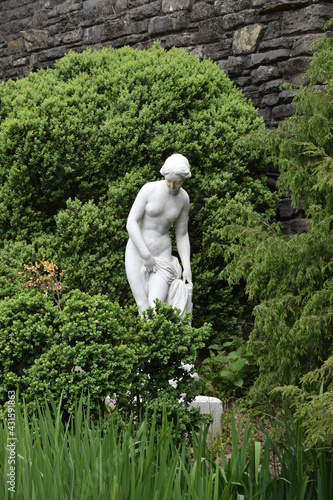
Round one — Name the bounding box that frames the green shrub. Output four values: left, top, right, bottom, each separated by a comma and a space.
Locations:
0, 292, 59, 406
0, 43, 275, 336
15, 292, 211, 428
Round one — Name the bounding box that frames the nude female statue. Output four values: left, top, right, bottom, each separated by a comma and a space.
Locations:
125, 154, 193, 316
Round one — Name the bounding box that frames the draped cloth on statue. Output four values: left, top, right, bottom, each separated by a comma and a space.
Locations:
141, 256, 193, 317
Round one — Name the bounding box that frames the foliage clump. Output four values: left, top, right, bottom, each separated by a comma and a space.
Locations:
0, 288, 210, 429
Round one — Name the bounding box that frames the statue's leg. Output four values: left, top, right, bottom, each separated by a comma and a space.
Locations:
147, 271, 169, 308
125, 240, 149, 314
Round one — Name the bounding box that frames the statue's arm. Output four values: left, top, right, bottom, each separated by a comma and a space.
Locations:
126, 184, 156, 272
175, 192, 192, 284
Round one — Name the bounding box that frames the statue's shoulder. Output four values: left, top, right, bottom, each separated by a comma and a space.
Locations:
180, 187, 190, 205
138, 181, 159, 196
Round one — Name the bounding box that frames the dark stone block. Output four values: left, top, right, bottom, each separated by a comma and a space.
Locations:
233, 76, 253, 88
279, 88, 299, 102
262, 21, 282, 41
1, 17, 33, 37
224, 55, 244, 76
148, 12, 188, 36
272, 102, 296, 121
12, 56, 28, 67
37, 45, 68, 62
129, 1, 161, 21
276, 198, 296, 219
253, 0, 310, 13
83, 24, 103, 44
204, 40, 233, 60
223, 10, 256, 31
32, 9, 49, 30
0, 55, 13, 70
161, 33, 197, 49
83, 0, 116, 18
114, 0, 129, 13
54, 28, 82, 47
259, 79, 285, 94
110, 33, 147, 47
102, 16, 132, 41
258, 107, 272, 124
162, 0, 191, 13
4, 65, 30, 79
291, 33, 326, 57
282, 218, 310, 235
251, 65, 280, 83
133, 19, 149, 34
128, 0, 151, 7
282, 4, 333, 36
242, 85, 261, 107
1, 0, 36, 14
277, 56, 311, 79
49, 1, 81, 19
198, 19, 221, 43
261, 93, 280, 107
259, 36, 293, 51
258, 10, 281, 24
214, 0, 252, 16
190, 2, 214, 22
247, 48, 290, 68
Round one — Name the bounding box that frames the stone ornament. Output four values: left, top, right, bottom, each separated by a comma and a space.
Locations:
125, 154, 193, 316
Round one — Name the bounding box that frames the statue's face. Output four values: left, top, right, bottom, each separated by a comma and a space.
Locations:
165, 174, 185, 192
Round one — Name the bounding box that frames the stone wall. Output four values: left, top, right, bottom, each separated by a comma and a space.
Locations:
0, 0, 332, 127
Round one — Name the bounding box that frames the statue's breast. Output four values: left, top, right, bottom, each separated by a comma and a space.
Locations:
146, 201, 164, 218
146, 199, 182, 224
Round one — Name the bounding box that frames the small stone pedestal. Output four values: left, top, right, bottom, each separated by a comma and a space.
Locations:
190, 395, 223, 439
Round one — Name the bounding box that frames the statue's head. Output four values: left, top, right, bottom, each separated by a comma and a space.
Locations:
160, 154, 191, 180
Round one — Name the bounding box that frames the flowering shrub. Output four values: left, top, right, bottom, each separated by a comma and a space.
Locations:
18, 259, 64, 309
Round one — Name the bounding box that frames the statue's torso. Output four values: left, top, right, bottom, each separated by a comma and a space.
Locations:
140, 181, 185, 258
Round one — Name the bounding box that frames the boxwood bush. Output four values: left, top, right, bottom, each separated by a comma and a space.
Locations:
0, 290, 210, 430
0, 291, 58, 405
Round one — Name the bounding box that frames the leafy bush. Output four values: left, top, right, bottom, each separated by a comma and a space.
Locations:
0, 291, 59, 406
200, 341, 259, 398
1, 291, 211, 428
0, 43, 275, 336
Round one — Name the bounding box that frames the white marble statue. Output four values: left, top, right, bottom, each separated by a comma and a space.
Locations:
125, 154, 193, 316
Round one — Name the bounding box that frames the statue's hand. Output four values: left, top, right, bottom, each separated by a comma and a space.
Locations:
183, 268, 192, 285
143, 255, 156, 274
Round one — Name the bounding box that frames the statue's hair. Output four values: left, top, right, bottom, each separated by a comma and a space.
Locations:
160, 154, 191, 179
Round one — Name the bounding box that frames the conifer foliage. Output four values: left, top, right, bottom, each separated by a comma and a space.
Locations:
222, 20, 333, 445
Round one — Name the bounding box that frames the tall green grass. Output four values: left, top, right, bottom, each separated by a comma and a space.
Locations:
1, 396, 332, 499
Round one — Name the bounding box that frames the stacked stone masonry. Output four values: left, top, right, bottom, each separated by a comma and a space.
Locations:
0, 0, 332, 127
